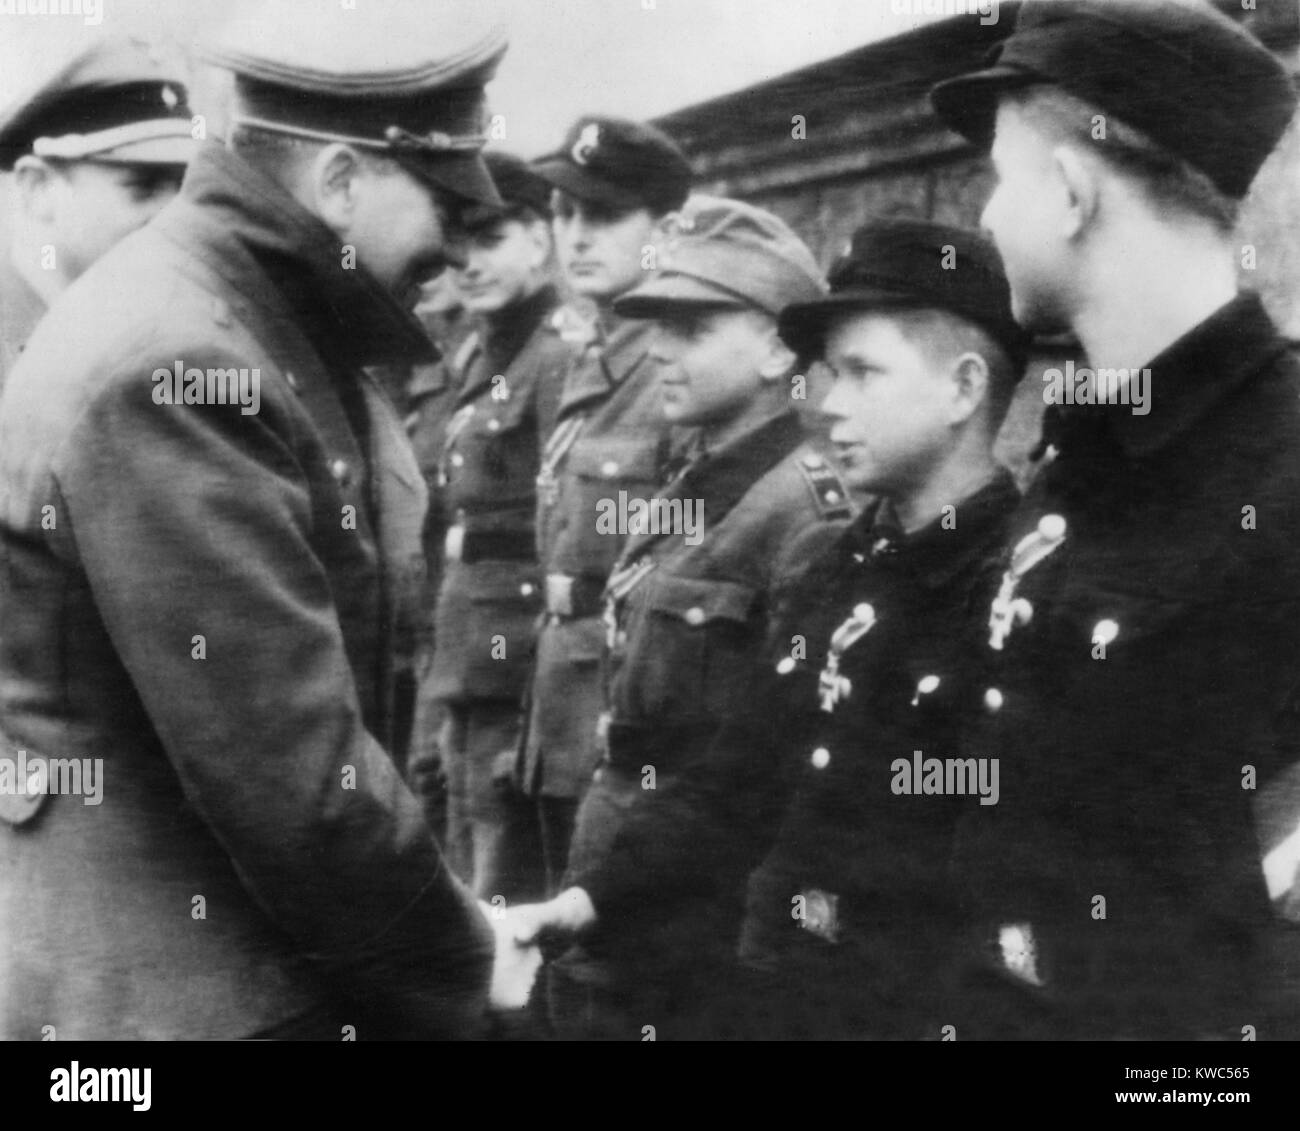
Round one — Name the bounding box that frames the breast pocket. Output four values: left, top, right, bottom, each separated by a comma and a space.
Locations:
563, 435, 665, 573
631, 574, 760, 720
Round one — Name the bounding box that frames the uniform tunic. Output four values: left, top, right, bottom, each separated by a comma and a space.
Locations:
568, 465, 1017, 1038
520, 314, 678, 861
0, 141, 491, 1040
414, 285, 573, 894
557, 409, 854, 1037
952, 292, 1300, 1039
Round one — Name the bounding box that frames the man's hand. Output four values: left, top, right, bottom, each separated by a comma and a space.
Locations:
504, 887, 598, 947
479, 899, 544, 1010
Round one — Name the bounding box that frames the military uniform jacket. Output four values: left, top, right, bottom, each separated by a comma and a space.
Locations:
601, 411, 853, 752
0, 142, 491, 1040
0, 254, 46, 398
575, 471, 1019, 935
521, 314, 679, 798
953, 293, 1300, 1037
426, 286, 572, 703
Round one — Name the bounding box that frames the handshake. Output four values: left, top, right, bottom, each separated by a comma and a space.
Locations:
479, 887, 598, 1009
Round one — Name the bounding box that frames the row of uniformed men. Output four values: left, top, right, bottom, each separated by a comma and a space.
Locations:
1, 0, 1298, 1042
430, 0, 1300, 1041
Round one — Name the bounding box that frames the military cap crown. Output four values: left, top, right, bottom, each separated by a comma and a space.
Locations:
199, 0, 509, 205
778, 216, 1027, 366
615, 194, 825, 318
532, 115, 691, 215
930, 0, 1297, 200
0, 35, 194, 171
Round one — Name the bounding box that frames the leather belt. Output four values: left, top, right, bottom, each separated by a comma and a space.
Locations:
444, 524, 536, 564
544, 573, 606, 619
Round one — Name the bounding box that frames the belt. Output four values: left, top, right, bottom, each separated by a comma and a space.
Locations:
544, 573, 607, 619
443, 524, 536, 564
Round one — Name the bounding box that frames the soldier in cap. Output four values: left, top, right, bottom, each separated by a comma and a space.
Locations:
517, 115, 692, 892
0, 34, 195, 392
930, 0, 1300, 1038
508, 216, 1025, 1040
0, 1, 508, 1039
406, 150, 579, 903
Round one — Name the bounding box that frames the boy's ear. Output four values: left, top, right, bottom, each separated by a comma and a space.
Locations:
948, 351, 992, 426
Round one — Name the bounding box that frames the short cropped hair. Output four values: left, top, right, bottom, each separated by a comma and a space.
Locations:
1007, 85, 1239, 234
887, 307, 1021, 431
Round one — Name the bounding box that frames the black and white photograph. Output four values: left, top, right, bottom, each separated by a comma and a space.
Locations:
0, 0, 1298, 1105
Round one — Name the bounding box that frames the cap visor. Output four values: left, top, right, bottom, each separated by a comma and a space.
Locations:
84, 135, 198, 165
404, 151, 503, 208
930, 65, 1041, 146
532, 159, 647, 212
614, 274, 751, 319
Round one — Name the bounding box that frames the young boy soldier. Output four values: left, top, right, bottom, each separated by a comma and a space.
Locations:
511, 216, 1026, 1041
535, 196, 859, 1039
407, 151, 576, 902
929, 0, 1300, 1038
518, 117, 692, 890
0, 5, 509, 1039
0, 35, 195, 392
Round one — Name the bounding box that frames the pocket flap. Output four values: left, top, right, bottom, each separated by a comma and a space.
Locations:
567, 436, 661, 483
645, 574, 757, 625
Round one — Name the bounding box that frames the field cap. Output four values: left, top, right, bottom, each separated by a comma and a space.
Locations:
930, 0, 1296, 200
532, 115, 691, 215
779, 216, 1028, 365
615, 194, 825, 319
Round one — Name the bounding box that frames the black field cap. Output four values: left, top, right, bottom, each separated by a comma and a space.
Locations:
779, 217, 1028, 364
931, 0, 1297, 200
200, 0, 508, 206
478, 150, 554, 221
0, 35, 194, 171
615, 195, 825, 319
532, 116, 691, 215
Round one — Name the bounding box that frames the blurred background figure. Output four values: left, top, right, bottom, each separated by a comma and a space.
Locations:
408, 151, 578, 903
0, 34, 194, 391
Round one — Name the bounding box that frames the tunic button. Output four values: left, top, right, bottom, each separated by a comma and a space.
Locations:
1092, 619, 1120, 645
811, 747, 831, 770
824, 490, 842, 505
329, 459, 350, 483
284, 370, 300, 392
487, 418, 501, 432
450, 452, 465, 468
984, 687, 1004, 713
520, 583, 535, 597
776, 656, 797, 675
684, 607, 705, 626
1038, 514, 1066, 541
601, 460, 619, 477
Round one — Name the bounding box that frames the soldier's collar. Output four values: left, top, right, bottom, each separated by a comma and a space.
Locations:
479, 283, 560, 374
1087, 292, 1285, 462
848, 468, 1020, 590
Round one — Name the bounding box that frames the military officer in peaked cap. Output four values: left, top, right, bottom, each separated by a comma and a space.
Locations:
516, 115, 692, 894
508, 216, 1027, 1040
0, 0, 510, 1039
407, 151, 579, 904
930, 0, 1300, 1038
0, 34, 195, 393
